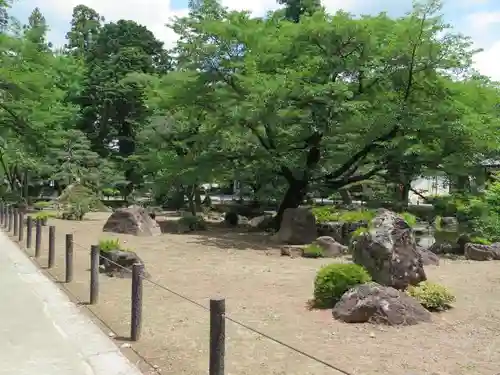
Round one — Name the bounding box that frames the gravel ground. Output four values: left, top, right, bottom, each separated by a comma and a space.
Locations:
14, 212, 500, 375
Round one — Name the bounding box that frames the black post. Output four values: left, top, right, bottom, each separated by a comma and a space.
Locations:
65, 234, 74, 283
48, 226, 55, 268
13, 208, 18, 236
130, 263, 144, 341
26, 216, 33, 249
209, 298, 226, 375
7, 207, 12, 232
90, 245, 99, 304
18, 211, 24, 242
35, 219, 42, 258
0, 202, 4, 225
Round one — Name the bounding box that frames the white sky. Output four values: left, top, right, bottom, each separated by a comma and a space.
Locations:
11, 0, 500, 80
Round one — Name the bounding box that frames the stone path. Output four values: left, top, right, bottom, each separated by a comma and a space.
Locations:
0, 232, 142, 375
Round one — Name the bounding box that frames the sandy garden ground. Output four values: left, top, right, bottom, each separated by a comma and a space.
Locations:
15, 212, 500, 375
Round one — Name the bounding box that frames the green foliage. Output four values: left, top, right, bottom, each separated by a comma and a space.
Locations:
312, 207, 375, 223
33, 201, 51, 210
102, 188, 120, 197
33, 211, 56, 220
351, 226, 369, 238
61, 204, 87, 220
2, 0, 500, 229
313, 263, 372, 308
469, 236, 491, 245
311, 207, 336, 223
302, 244, 323, 258
98, 238, 126, 253
406, 281, 455, 311
178, 214, 207, 231
400, 212, 417, 227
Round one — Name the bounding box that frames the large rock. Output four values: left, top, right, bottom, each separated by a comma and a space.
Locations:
439, 216, 459, 231
249, 215, 274, 231
275, 208, 317, 245
351, 209, 426, 290
464, 243, 500, 261
332, 282, 432, 325
417, 246, 440, 266
317, 222, 344, 243
102, 205, 161, 236
99, 249, 149, 278
312, 236, 347, 257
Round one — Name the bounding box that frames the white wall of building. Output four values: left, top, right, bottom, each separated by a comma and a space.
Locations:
409, 175, 449, 205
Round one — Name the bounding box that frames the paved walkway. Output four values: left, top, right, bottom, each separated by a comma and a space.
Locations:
0, 232, 142, 375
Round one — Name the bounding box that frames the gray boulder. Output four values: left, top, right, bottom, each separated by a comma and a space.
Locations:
351, 209, 426, 290
333, 282, 432, 325
312, 236, 347, 257
99, 249, 149, 278
465, 243, 500, 261
417, 246, 440, 266
275, 208, 317, 245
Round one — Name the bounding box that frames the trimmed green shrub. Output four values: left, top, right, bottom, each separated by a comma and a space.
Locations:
302, 244, 323, 258
406, 281, 455, 311
313, 263, 372, 308
98, 238, 126, 253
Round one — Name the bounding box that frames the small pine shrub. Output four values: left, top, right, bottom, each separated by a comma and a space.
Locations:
98, 238, 124, 253
302, 244, 323, 258
406, 281, 456, 311
34, 211, 57, 221
178, 215, 207, 231
313, 263, 372, 308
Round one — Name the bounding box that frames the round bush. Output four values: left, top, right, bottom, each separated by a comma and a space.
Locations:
313, 263, 372, 308
406, 281, 456, 311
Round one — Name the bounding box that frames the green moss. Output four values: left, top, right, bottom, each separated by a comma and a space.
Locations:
400, 212, 417, 227
311, 207, 375, 224
469, 236, 492, 245
302, 244, 323, 258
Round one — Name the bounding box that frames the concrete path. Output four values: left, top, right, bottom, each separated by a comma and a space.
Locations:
0, 232, 142, 375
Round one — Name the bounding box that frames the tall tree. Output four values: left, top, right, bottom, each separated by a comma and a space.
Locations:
277, 0, 322, 22
161, 0, 498, 227
23, 7, 50, 50
64, 5, 103, 57
75, 19, 170, 195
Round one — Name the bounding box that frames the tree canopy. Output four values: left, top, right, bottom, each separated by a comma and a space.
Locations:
0, 0, 499, 226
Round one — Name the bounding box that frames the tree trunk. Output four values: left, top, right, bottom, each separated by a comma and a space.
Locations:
339, 188, 352, 205
186, 185, 196, 216
194, 184, 202, 212
398, 181, 410, 210
274, 179, 308, 230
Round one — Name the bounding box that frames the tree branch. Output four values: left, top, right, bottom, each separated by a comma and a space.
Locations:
326, 166, 385, 189
322, 125, 398, 181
